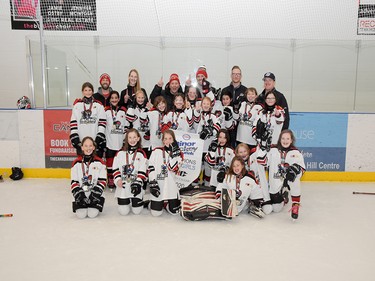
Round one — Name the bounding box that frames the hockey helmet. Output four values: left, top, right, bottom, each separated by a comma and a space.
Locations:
10, 167, 23, 181
17, 96, 31, 109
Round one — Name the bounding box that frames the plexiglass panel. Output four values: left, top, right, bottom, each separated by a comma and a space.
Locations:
28, 36, 375, 113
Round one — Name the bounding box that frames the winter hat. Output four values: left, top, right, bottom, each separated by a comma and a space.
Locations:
169, 73, 180, 84
196, 68, 208, 79
99, 73, 111, 85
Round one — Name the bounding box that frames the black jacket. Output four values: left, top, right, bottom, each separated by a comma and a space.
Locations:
150, 83, 184, 111
221, 83, 247, 112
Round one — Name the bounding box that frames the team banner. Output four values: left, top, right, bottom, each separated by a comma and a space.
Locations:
358, 0, 375, 35
289, 113, 348, 171
174, 131, 204, 188
44, 109, 76, 168
10, 0, 97, 31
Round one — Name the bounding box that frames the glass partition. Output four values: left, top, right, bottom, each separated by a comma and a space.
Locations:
27, 36, 375, 113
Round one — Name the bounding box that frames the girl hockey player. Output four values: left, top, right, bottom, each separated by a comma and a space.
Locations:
205, 129, 235, 190
112, 129, 148, 216
195, 96, 221, 186
162, 93, 194, 132
185, 87, 201, 133
70, 82, 107, 156
148, 130, 184, 216
235, 143, 272, 215
216, 156, 265, 218
126, 90, 151, 157
104, 91, 128, 190
220, 91, 238, 148
237, 87, 263, 149
252, 91, 284, 152
70, 136, 106, 219
140, 96, 168, 150
257, 129, 305, 219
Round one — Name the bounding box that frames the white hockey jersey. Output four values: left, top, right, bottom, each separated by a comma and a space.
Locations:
104, 106, 128, 151
257, 146, 305, 195
236, 102, 263, 145
70, 155, 107, 200
162, 108, 194, 132
252, 106, 284, 146
148, 147, 183, 201
195, 111, 221, 152
70, 98, 106, 142
217, 173, 263, 213
112, 148, 148, 200
126, 105, 150, 149
205, 146, 235, 188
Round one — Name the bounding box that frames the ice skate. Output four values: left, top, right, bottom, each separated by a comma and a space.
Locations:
248, 202, 265, 219
290, 202, 300, 220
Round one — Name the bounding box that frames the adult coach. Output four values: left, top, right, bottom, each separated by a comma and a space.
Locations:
259, 72, 289, 130
221, 66, 247, 112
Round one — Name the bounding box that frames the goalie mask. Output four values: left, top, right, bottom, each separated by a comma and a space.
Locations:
10, 167, 24, 181
17, 96, 31, 109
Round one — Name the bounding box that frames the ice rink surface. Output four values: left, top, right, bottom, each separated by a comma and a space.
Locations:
0, 178, 374, 281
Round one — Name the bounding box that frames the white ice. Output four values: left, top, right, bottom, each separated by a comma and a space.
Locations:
0, 179, 374, 281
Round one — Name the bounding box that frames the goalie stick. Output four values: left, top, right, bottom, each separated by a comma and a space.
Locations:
353, 191, 375, 195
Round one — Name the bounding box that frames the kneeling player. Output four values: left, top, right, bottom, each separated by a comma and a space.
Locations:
148, 130, 184, 216
70, 137, 106, 219
113, 129, 148, 215
257, 129, 305, 219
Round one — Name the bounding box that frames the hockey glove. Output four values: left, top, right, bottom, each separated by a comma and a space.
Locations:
149, 180, 160, 198
73, 188, 89, 208
208, 139, 218, 152
89, 186, 103, 204
170, 140, 181, 158
255, 119, 267, 140
199, 128, 210, 140
285, 165, 301, 182
70, 133, 81, 149
223, 107, 232, 121
217, 170, 226, 184
95, 133, 106, 150
130, 180, 142, 197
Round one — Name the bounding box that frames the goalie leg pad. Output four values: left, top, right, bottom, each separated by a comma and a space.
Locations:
90, 197, 105, 212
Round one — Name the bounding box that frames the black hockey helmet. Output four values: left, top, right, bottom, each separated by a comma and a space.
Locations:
10, 167, 23, 181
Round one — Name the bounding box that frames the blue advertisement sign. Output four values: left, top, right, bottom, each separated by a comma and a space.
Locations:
289, 113, 348, 171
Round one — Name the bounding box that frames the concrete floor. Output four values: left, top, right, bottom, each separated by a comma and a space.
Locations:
0, 178, 374, 281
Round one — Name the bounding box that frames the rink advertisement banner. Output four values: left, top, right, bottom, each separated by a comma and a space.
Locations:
44, 110, 76, 168
10, 0, 97, 31
357, 0, 375, 35
173, 131, 204, 188
289, 113, 348, 171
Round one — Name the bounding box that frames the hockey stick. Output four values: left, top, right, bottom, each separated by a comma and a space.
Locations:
0, 214, 13, 217
352, 192, 375, 195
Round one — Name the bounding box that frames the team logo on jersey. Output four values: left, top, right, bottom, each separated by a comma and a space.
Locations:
111, 120, 124, 134
80, 110, 97, 124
